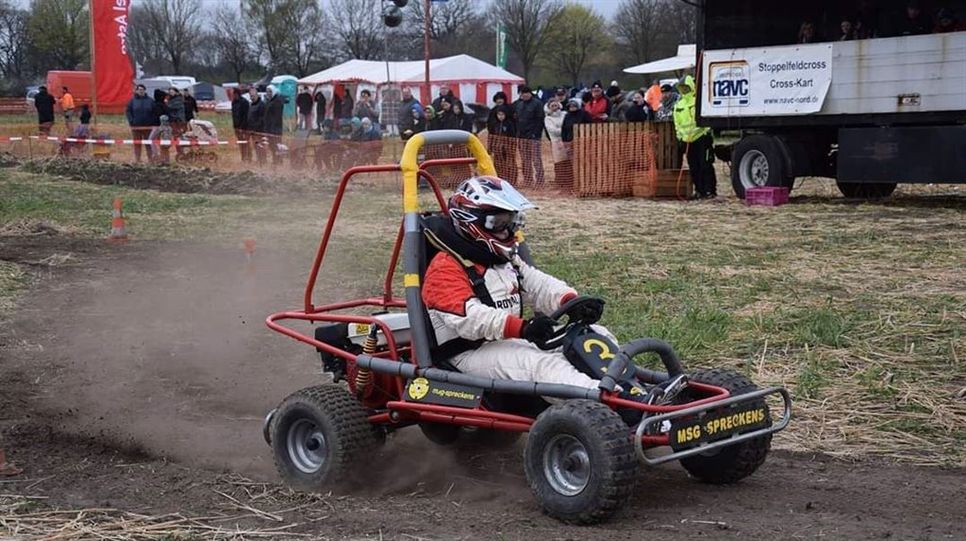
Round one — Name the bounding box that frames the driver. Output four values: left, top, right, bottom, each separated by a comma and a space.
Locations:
421, 176, 610, 390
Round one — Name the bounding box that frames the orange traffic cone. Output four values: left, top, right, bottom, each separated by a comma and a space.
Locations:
108, 197, 128, 243
243, 238, 256, 272
0, 448, 22, 477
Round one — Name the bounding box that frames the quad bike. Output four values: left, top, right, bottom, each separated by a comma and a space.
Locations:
265, 130, 791, 524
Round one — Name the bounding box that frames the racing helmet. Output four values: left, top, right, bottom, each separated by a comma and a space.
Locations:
448, 176, 535, 261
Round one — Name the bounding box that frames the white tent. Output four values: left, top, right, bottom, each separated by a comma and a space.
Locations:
298, 54, 525, 105
623, 45, 697, 75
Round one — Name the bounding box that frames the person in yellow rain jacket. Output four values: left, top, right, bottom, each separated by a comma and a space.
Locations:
673, 75, 717, 199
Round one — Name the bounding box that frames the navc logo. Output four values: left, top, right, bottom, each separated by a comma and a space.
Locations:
709, 61, 750, 107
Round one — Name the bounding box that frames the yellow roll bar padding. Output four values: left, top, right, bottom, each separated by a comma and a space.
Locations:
400, 130, 497, 214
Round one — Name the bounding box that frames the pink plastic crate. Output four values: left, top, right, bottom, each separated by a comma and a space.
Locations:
745, 187, 790, 206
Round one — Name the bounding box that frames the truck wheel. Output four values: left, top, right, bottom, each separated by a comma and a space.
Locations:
836, 181, 897, 199
678, 369, 771, 484
524, 400, 637, 524
731, 135, 791, 199
270, 385, 383, 490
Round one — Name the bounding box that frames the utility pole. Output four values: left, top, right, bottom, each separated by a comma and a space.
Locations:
424, 0, 430, 103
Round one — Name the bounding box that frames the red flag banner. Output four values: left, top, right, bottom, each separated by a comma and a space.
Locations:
91, 0, 134, 109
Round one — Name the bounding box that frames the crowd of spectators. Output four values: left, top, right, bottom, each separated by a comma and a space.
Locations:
798, 1, 963, 43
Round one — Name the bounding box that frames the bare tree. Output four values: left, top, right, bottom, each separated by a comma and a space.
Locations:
211, 5, 254, 82
327, 0, 384, 60
129, 0, 202, 74
245, 0, 329, 75
542, 3, 607, 87
26, 0, 88, 71
406, 0, 478, 42
0, 1, 28, 80
493, 0, 563, 81
614, 0, 697, 66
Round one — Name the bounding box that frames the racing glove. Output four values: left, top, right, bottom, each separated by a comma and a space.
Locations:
521, 315, 557, 344
571, 298, 605, 323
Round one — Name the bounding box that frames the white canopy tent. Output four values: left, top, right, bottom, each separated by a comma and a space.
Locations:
623, 44, 697, 75
299, 54, 525, 107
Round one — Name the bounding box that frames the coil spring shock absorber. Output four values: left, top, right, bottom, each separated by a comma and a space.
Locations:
355, 325, 378, 396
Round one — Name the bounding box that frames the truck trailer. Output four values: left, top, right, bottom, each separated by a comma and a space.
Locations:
695, 0, 966, 198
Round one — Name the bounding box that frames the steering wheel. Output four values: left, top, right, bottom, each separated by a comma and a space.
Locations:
532, 295, 606, 351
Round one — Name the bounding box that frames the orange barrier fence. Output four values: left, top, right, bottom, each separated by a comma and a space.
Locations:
0, 120, 686, 198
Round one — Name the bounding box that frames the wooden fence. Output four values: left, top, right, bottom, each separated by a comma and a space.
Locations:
573, 121, 683, 198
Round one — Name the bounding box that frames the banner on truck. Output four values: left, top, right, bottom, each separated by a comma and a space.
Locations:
92, 0, 134, 107
701, 43, 832, 117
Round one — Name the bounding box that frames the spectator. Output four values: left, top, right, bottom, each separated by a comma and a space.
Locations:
553, 87, 568, 104
231, 87, 251, 163
561, 98, 590, 143
489, 104, 517, 182
340, 88, 354, 120
60, 104, 91, 156
934, 8, 965, 32
624, 91, 651, 122
434, 96, 460, 130
353, 89, 379, 125
424, 105, 437, 130
147, 115, 173, 163
313, 88, 327, 132
350, 117, 381, 141
673, 75, 716, 199
896, 1, 932, 35
400, 102, 425, 140
513, 85, 545, 186
34, 86, 55, 135
331, 88, 343, 127
296, 86, 313, 130
181, 87, 198, 122
605, 80, 621, 100
543, 98, 567, 171
854, 0, 881, 38
59, 86, 75, 132
247, 87, 267, 165
655, 83, 679, 122
584, 80, 610, 123
452, 101, 474, 133
432, 84, 460, 112
644, 81, 662, 114
611, 92, 632, 122
321, 119, 340, 140
798, 21, 818, 43
264, 85, 285, 165
399, 88, 417, 128
486, 91, 510, 134
152, 89, 168, 119
126, 84, 156, 163
839, 19, 856, 40
166, 86, 186, 135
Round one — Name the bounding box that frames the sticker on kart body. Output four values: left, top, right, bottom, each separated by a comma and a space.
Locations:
405, 377, 483, 407
669, 403, 771, 450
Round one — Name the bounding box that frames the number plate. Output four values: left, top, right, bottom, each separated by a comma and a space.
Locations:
669, 402, 771, 450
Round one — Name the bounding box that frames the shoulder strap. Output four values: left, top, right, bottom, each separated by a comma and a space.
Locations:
464, 265, 495, 308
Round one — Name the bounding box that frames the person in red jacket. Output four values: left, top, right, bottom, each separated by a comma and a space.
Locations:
583, 80, 611, 123
421, 176, 609, 389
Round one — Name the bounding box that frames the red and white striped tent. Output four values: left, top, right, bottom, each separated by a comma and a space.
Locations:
298, 54, 525, 107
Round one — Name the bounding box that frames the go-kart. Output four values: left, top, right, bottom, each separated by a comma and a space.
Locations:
265, 130, 791, 524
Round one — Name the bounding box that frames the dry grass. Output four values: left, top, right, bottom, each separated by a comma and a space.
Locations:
0, 474, 336, 540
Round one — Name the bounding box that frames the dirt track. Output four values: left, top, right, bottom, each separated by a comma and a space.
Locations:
1, 236, 963, 540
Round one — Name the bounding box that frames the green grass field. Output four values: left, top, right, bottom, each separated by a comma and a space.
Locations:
1, 165, 963, 465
